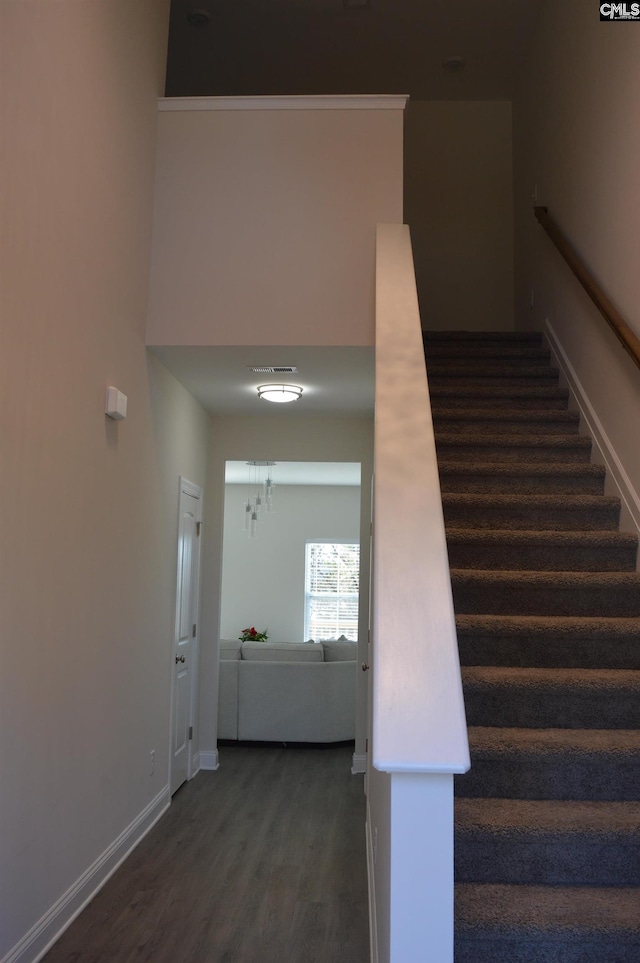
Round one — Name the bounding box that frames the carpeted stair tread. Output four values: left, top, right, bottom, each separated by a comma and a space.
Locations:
424, 330, 543, 342
456, 796, 640, 838
435, 433, 592, 463
446, 528, 637, 571
425, 352, 550, 368
455, 883, 640, 961
458, 726, 640, 801
451, 569, 640, 617
456, 614, 640, 669
428, 366, 560, 387
462, 666, 640, 728
429, 384, 570, 409
467, 725, 640, 755
432, 408, 580, 434
425, 330, 640, 955
455, 798, 640, 886
443, 493, 620, 531
425, 344, 550, 362
438, 462, 606, 495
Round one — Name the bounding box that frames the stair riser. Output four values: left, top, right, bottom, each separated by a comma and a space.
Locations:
436, 441, 591, 463
463, 686, 640, 729
426, 360, 558, 370
426, 346, 550, 361
430, 375, 560, 387
430, 391, 570, 410
455, 934, 640, 963
455, 837, 640, 886
457, 633, 640, 670
424, 332, 543, 343
451, 581, 640, 617
447, 541, 636, 571
455, 755, 640, 801
443, 505, 619, 531
439, 471, 605, 496
434, 419, 580, 435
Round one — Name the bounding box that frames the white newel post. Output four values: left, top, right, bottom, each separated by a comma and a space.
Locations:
389, 773, 455, 961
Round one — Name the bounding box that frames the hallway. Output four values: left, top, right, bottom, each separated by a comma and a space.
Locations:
43, 745, 369, 963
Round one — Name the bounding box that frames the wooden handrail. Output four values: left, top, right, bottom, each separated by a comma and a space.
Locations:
534, 206, 640, 372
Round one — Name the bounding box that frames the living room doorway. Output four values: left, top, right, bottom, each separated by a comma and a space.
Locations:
221, 461, 361, 643
217, 461, 362, 745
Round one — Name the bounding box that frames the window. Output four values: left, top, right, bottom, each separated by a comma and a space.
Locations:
304, 541, 360, 641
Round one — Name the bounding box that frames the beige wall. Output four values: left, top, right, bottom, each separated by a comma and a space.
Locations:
200, 415, 373, 759
513, 0, 640, 499
0, 2, 211, 958
404, 100, 514, 331
146, 102, 405, 347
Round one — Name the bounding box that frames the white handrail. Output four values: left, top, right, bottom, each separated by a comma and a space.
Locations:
373, 223, 469, 774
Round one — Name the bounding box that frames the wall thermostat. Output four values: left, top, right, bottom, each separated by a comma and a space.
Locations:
105, 386, 127, 421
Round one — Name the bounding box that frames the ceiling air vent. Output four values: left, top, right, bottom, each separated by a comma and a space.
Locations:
248, 365, 298, 374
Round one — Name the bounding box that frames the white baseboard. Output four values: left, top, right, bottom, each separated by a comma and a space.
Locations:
366, 800, 379, 963
544, 319, 640, 545
199, 749, 220, 770
351, 752, 367, 775
5, 785, 170, 963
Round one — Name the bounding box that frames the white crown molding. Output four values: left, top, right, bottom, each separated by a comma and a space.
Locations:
6, 786, 170, 963
159, 95, 409, 112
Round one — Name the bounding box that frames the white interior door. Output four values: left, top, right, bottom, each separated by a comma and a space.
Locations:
171, 478, 202, 795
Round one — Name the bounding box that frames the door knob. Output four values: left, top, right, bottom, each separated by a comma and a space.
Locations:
361, 662, 370, 672
175, 654, 186, 664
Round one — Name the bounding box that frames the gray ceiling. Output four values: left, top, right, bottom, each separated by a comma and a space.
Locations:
151, 345, 374, 416
166, 0, 541, 101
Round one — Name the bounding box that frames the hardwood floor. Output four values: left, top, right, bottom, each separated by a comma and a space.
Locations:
43, 744, 369, 963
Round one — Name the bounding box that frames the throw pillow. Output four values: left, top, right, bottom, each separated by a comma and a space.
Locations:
322, 639, 357, 662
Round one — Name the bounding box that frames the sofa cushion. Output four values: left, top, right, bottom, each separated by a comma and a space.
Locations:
322, 639, 357, 662
241, 641, 324, 662
219, 639, 243, 661
238, 661, 356, 742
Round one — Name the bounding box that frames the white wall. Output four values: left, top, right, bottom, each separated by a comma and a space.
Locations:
221, 484, 361, 642
404, 100, 514, 331
200, 415, 373, 760
146, 98, 405, 347
0, 3, 212, 959
513, 0, 640, 509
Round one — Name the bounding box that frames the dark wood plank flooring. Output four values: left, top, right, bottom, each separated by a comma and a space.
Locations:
43, 744, 369, 963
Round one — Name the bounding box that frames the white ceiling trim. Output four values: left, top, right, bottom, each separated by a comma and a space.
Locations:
158, 95, 409, 112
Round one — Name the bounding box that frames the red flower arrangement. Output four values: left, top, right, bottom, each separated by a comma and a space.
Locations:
239, 626, 269, 642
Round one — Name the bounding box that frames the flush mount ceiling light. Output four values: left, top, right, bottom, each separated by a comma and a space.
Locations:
257, 384, 303, 404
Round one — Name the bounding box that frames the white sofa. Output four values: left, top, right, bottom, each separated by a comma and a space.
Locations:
218, 639, 357, 742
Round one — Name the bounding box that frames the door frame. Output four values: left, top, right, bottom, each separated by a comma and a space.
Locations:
169, 476, 203, 794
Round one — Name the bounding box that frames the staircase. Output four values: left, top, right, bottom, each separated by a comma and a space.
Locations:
424, 331, 640, 962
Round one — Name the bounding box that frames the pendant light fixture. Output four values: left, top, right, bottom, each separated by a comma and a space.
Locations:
242, 461, 277, 537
